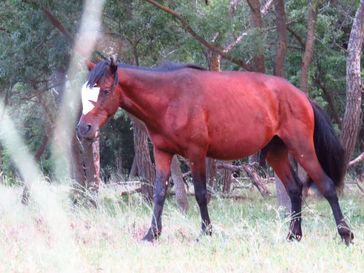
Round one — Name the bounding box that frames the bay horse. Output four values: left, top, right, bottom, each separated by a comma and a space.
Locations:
77, 58, 353, 245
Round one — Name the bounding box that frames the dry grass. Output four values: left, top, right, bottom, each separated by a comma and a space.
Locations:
0, 183, 363, 273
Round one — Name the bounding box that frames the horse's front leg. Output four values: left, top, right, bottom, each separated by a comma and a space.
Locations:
142, 149, 172, 242
190, 158, 212, 236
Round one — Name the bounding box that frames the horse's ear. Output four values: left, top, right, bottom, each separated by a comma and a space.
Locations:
109, 57, 118, 75
86, 61, 96, 71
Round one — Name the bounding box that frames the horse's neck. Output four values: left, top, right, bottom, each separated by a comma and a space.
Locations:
118, 69, 169, 129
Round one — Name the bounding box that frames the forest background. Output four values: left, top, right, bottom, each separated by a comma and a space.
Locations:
1, 1, 364, 272
0, 0, 363, 205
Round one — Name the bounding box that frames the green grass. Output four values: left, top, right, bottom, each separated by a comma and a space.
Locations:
0, 183, 363, 273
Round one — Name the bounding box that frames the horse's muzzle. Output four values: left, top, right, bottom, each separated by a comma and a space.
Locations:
76, 122, 95, 140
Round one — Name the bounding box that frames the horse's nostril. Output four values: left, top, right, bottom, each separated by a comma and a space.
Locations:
77, 123, 92, 137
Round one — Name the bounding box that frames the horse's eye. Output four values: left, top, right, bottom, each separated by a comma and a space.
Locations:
101, 89, 110, 95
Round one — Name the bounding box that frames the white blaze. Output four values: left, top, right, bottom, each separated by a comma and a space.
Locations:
81, 82, 100, 115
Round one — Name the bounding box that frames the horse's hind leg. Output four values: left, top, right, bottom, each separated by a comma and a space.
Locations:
283, 136, 353, 244
294, 151, 353, 244
265, 137, 303, 241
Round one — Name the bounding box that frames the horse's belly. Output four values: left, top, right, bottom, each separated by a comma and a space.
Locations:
206, 121, 274, 160
206, 139, 267, 160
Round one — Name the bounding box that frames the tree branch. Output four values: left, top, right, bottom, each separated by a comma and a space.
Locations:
41, 7, 74, 43
287, 26, 305, 49
24, 0, 107, 60
145, 0, 253, 70
348, 152, 364, 167
216, 162, 271, 197
223, 32, 248, 53
260, 0, 274, 16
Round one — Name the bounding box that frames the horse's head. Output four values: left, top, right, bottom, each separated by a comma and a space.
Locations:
77, 58, 121, 140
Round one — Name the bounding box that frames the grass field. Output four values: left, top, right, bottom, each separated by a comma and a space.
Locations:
0, 182, 363, 273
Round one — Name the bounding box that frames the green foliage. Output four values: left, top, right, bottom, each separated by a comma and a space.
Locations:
100, 114, 134, 179
0, 1, 75, 87
0, 0, 363, 180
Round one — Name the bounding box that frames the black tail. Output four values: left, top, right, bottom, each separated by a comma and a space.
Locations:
310, 101, 345, 190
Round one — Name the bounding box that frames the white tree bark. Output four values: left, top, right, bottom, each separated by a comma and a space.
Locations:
340, 0, 364, 170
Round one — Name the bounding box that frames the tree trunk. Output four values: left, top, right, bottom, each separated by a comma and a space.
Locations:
314, 73, 341, 126
222, 160, 233, 194
130, 116, 155, 202
273, 0, 287, 77
299, 1, 319, 93
34, 126, 53, 161
69, 133, 87, 204
81, 138, 101, 193
247, 0, 266, 172
340, 0, 364, 170
126, 34, 155, 202
70, 133, 100, 207
171, 156, 188, 213
272, 0, 291, 210
206, 158, 217, 203
210, 52, 221, 72
205, 52, 220, 203
247, 0, 266, 73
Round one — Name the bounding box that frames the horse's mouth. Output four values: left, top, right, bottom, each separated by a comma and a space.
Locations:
85, 129, 100, 142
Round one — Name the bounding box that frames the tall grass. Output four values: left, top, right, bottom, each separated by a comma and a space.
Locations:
0, 183, 363, 273
0, 1, 105, 272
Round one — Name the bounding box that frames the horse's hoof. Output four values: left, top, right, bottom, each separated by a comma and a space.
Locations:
202, 224, 212, 236
196, 226, 213, 242
286, 231, 302, 242
142, 229, 160, 242
338, 224, 354, 246
341, 231, 354, 246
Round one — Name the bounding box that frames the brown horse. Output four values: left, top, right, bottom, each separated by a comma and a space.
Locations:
77, 58, 353, 245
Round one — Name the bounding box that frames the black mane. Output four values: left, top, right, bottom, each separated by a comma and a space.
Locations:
87, 60, 206, 88
87, 61, 109, 88
156, 62, 206, 72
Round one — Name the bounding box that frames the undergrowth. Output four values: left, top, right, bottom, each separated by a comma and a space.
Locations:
0, 182, 363, 273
